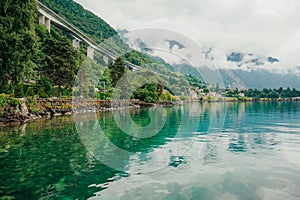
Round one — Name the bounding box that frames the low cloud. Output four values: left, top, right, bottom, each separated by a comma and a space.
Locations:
75, 0, 300, 71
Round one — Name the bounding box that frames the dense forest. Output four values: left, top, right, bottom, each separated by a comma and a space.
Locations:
0, 0, 82, 98
0, 0, 39, 93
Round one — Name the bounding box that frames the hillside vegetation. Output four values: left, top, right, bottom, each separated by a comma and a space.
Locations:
0, 0, 206, 102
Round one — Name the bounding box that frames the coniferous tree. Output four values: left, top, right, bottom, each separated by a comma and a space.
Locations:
109, 57, 125, 87
41, 37, 80, 98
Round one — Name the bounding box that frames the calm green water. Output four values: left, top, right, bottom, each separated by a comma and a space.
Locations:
1, 102, 300, 200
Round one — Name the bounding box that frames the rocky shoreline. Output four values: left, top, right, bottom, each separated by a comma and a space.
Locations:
0, 98, 39, 127
1, 97, 298, 127
0, 98, 174, 127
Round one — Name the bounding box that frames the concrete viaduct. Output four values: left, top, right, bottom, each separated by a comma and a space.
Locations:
37, 1, 139, 71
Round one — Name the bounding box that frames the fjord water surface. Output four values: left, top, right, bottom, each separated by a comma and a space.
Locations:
0, 102, 299, 199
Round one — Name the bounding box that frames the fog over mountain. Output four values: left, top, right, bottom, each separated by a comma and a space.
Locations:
119, 29, 300, 89
74, 0, 300, 89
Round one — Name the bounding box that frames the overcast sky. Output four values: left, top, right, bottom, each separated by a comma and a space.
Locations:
75, 0, 300, 70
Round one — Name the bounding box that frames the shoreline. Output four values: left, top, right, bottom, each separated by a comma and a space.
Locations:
0, 97, 299, 127
0, 99, 174, 127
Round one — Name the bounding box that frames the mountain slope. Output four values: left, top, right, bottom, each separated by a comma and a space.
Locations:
119, 32, 300, 89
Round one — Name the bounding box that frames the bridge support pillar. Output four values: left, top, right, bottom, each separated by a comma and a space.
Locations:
72, 38, 80, 50
103, 55, 109, 65
87, 46, 94, 60
39, 14, 51, 32
45, 18, 51, 32
39, 15, 45, 25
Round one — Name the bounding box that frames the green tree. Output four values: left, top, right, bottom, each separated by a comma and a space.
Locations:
34, 77, 53, 97
283, 87, 292, 98
99, 67, 112, 90
0, 0, 38, 93
109, 57, 125, 87
160, 90, 173, 101
97, 67, 112, 99
133, 84, 160, 103
26, 86, 35, 97
41, 37, 79, 98
75, 60, 102, 99
14, 84, 24, 98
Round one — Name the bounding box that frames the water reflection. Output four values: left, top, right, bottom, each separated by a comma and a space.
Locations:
228, 134, 247, 152
74, 107, 183, 173
0, 117, 120, 199
0, 102, 299, 199
223, 102, 298, 154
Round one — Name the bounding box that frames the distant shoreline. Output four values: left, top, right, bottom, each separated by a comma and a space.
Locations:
198, 97, 300, 102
